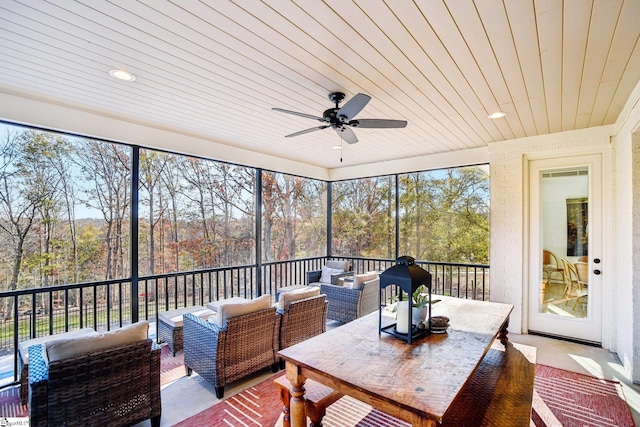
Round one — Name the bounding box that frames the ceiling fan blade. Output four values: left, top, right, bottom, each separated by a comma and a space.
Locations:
285, 126, 328, 138
272, 108, 325, 122
335, 126, 358, 144
350, 118, 408, 128
337, 93, 371, 122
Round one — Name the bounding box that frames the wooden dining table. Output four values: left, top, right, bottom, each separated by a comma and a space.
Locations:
278, 295, 513, 427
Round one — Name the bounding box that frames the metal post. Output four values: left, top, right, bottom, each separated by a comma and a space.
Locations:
256, 169, 263, 297
130, 146, 140, 322
327, 181, 332, 258
395, 174, 400, 260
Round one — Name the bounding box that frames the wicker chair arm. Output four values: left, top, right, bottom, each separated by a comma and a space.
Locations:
183, 312, 226, 389
306, 270, 322, 284
28, 344, 48, 427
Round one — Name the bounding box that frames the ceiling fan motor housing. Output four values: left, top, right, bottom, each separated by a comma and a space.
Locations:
328, 91, 346, 105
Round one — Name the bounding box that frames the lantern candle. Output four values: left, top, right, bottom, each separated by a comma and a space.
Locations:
396, 300, 410, 334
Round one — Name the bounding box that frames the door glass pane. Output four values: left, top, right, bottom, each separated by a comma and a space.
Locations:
539, 168, 589, 319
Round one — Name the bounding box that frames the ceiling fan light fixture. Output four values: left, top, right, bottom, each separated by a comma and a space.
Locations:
109, 69, 136, 82
488, 111, 507, 119
331, 145, 342, 150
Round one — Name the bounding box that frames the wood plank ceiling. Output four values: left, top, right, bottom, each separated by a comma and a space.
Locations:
0, 0, 639, 169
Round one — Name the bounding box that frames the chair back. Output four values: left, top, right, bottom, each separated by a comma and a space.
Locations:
561, 258, 578, 285
543, 250, 559, 267
574, 261, 589, 285
279, 294, 327, 350
326, 260, 350, 272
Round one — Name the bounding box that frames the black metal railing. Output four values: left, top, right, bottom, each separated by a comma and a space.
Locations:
337, 256, 489, 302
0, 256, 488, 388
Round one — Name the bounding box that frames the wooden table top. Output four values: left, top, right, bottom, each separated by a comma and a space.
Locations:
278, 295, 513, 425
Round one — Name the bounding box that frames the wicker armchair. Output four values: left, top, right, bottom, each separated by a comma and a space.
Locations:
307, 260, 354, 286
183, 306, 279, 399
28, 339, 161, 427
278, 294, 328, 366
321, 276, 380, 324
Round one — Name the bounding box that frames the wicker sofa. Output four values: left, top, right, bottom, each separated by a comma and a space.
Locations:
320, 273, 380, 323
28, 321, 161, 427
183, 295, 279, 398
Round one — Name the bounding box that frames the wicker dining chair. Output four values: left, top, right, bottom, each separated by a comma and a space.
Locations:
572, 261, 589, 309
543, 250, 564, 284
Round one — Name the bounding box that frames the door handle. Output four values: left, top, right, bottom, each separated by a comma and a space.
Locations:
594, 269, 601, 275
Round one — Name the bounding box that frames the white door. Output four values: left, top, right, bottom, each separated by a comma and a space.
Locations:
528, 154, 602, 344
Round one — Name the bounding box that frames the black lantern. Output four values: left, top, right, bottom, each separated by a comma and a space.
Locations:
379, 255, 432, 343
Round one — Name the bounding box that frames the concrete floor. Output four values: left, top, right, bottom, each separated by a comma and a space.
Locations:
132, 323, 640, 427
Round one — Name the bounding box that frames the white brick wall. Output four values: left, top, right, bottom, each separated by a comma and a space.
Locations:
488, 129, 611, 336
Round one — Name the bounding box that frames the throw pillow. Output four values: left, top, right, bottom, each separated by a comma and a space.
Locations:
325, 260, 349, 271
277, 286, 320, 311
216, 294, 271, 327
319, 266, 343, 284
352, 272, 378, 289
46, 320, 149, 363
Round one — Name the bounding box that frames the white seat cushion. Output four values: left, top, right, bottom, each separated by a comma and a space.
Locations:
158, 306, 215, 328
350, 272, 379, 289
46, 320, 149, 363
277, 286, 320, 310
19, 327, 98, 365
207, 297, 249, 313
216, 294, 272, 327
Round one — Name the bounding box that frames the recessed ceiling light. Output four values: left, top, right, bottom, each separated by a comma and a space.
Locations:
488, 111, 507, 119
109, 69, 136, 82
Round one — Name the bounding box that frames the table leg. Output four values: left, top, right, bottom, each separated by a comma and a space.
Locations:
276, 384, 291, 427
498, 316, 510, 345
411, 413, 437, 426
285, 361, 307, 427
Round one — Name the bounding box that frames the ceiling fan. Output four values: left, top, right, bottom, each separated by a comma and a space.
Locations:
272, 92, 407, 144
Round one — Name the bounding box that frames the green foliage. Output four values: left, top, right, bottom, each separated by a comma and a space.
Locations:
333, 168, 489, 264
391, 285, 430, 310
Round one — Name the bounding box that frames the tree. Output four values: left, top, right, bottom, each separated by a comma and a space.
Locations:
399, 168, 489, 263
262, 172, 325, 261
139, 150, 168, 275
0, 130, 59, 316
332, 176, 395, 258
77, 141, 131, 280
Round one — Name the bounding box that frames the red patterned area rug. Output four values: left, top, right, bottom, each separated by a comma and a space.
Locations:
174, 373, 284, 427
531, 364, 635, 427
178, 366, 636, 427
0, 386, 26, 419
